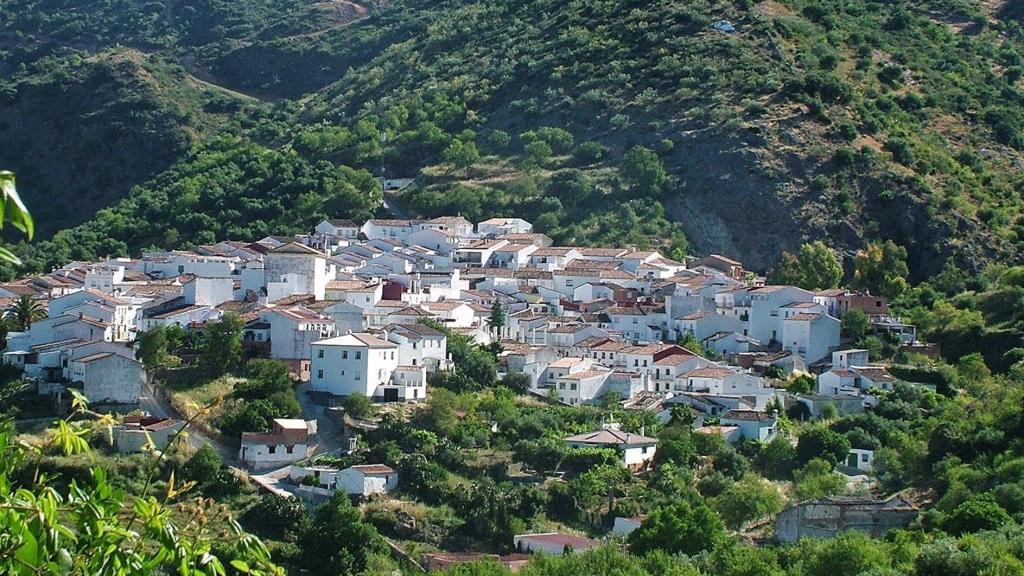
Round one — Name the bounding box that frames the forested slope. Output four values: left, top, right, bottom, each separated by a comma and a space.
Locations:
3, 0, 1024, 278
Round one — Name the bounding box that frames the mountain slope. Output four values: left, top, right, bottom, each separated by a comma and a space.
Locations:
296, 0, 1024, 275
3, 0, 1024, 279
0, 49, 253, 236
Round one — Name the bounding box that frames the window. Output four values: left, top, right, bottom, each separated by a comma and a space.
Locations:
570, 383, 577, 390
268, 446, 276, 454
354, 371, 361, 381
342, 350, 349, 359
286, 446, 294, 454
356, 351, 362, 360
317, 349, 324, 358
391, 351, 395, 360
317, 369, 323, 379
412, 359, 417, 366
642, 446, 649, 454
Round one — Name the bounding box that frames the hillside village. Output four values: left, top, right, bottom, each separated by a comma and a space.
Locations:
0, 214, 931, 563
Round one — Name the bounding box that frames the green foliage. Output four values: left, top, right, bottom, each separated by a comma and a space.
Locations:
854, 241, 910, 298
202, 313, 244, 376
794, 458, 847, 500
343, 392, 375, 420
942, 495, 1014, 536
297, 492, 386, 575
769, 241, 843, 290
713, 475, 783, 530
443, 138, 481, 173
488, 300, 506, 334
5, 294, 47, 330
628, 490, 725, 556
574, 141, 607, 165
841, 308, 872, 341
620, 146, 668, 197
755, 436, 798, 480
242, 495, 308, 541
786, 374, 817, 395
797, 426, 852, 467
9, 139, 381, 275
0, 406, 279, 575
0, 171, 33, 264
424, 320, 496, 392
136, 326, 170, 372
235, 359, 293, 400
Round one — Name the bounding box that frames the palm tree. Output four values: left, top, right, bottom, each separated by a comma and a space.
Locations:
6, 294, 47, 331
0, 315, 12, 350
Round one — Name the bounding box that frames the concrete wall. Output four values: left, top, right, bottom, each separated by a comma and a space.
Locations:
775, 500, 918, 543
75, 354, 144, 404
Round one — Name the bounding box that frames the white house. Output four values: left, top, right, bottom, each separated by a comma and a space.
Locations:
290, 464, 398, 498
555, 368, 612, 405
264, 242, 331, 301
361, 219, 419, 242
337, 464, 399, 497
719, 409, 778, 442
488, 243, 538, 269
310, 333, 420, 402
677, 311, 745, 343
324, 301, 366, 334
324, 279, 382, 309
747, 285, 815, 344
421, 300, 476, 328
846, 449, 875, 472
850, 366, 896, 391
115, 416, 185, 453
781, 312, 841, 364
142, 304, 220, 330
408, 228, 460, 256
314, 218, 360, 250
478, 218, 533, 237
69, 351, 145, 404
527, 247, 581, 271
563, 427, 658, 471
832, 349, 870, 370
454, 239, 510, 268
702, 331, 758, 357
421, 216, 475, 237
239, 418, 317, 469
260, 306, 335, 379
817, 368, 858, 396
383, 323, 448, 371
182, 276, 234, 307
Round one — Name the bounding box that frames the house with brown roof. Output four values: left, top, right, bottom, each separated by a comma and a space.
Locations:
564, 425, 658, 470
115, 416, 185, 453
720, 409, 778, 442
513, 533, 600, 556
69, 350, 145, 405
239, 418, 317, 470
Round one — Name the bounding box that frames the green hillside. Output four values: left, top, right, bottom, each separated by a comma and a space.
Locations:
3, 0, 1024, 277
